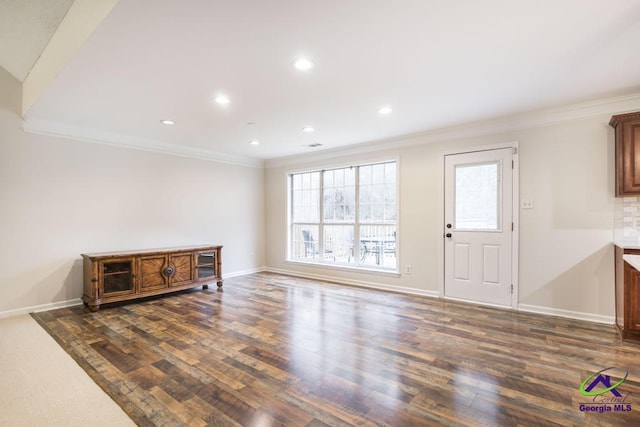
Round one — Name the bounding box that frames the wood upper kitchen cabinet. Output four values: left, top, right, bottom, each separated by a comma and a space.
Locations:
610, 111, 640, 196
614, 246, 640, 341
82, 245, 222, 310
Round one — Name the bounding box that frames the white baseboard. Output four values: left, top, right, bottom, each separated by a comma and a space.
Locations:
224, 267, 267, 278
0, 271, 614, 327
264, 268, 615, 325
0, 298, 83, 319
517, 304, 615, 325
0, 268, 268, 319
264, 267, 440, 298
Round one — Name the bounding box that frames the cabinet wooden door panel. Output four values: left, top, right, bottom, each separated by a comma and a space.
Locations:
618, 119, 640, 194
631, 269, 640, 331
611, 112, 640, 196
140, 256, 167, 292
616, 247, 640, 341
170, 254, 193, 287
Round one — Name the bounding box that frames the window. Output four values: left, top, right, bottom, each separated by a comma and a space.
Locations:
289, 161, 397, 270
454, 162, 500, 230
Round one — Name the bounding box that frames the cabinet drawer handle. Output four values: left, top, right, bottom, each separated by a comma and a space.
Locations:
164, 266, 175, 276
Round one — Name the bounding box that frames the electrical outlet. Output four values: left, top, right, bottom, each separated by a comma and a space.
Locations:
405, 265, 412, 275
521, 200, 534, 209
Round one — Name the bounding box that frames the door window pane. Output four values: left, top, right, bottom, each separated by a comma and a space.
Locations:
455, 162, 500, 230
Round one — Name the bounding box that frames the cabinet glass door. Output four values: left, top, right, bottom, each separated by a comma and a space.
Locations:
102, 260, 134, 294
196, 252, 216, 279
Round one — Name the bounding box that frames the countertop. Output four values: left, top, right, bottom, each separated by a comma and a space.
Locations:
614, 241, 640, 250
623, 254, 640, 271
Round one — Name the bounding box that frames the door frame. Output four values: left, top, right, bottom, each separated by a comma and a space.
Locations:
438, 142, 520, 310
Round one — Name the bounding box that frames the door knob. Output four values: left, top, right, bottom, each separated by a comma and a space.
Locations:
446, 224, 452, 229
445, 233, 452, 238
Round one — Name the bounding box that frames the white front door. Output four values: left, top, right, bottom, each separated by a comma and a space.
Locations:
444, 148, 513, 307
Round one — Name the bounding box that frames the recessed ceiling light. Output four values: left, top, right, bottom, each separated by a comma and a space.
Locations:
160, 119, 175, 125
293, 58, 314, 71
302, 126, 315, 133
214, 95, 230, 105
249, 140, 260, 145
378, 106, 393, 115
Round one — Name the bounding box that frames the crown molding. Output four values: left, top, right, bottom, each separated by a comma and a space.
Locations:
22, 92, 640, 170
22, 118, 265, 168
265, 92, 640, 169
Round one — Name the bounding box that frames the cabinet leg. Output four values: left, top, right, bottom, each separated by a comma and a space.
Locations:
202, 284, 209, 289
83, 300, 100, 311
216, 281, 223, 288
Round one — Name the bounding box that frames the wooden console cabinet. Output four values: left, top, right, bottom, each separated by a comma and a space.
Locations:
610, 111, 640, 196
614, 246, 640, 341
82, 245, 222, 310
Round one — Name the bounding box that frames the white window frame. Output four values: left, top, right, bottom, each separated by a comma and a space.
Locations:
287, 159, 399, 273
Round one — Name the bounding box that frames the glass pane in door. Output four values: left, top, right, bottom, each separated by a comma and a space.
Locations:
454, 162, 500, 230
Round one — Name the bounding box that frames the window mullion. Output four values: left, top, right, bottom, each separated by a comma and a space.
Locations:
289, 175, 294, 260
318, 170, 324, 261
354, 166, 360, 266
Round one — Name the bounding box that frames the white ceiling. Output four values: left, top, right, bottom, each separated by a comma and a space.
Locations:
11, 0, 640, 163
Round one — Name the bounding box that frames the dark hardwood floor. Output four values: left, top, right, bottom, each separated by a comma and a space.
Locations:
33, 272, 640, 426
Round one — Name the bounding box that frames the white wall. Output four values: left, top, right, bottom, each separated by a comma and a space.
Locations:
265, 113, 620, 322
1, 58, 633, 322
0, 68, 265, 315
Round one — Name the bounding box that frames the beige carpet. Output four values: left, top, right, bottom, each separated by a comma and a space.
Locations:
0, 314, 135, 426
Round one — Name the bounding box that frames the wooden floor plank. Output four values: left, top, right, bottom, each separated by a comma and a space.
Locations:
32, 272, 640, 426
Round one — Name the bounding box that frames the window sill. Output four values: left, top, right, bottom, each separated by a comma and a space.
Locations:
284, 259, 401, 278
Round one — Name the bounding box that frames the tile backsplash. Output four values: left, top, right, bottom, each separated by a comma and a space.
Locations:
615, 196, 640, 242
